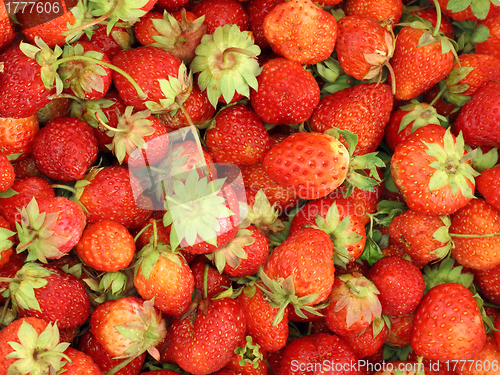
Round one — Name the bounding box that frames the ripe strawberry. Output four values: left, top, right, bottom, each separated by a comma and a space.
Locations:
344, 0, 403, 24
0, 252, 25, 305
335, 16, 395, 83
310, 83, 393, 155
37, 97, 72, 125
8, 262, 91, 329
247, 0, 286, 50
391, 125, 478, 216
386, 312, 414, 347
473, 264, 500, 305
449, 198, 500, 270
169, 297, 247, 374
134, 239, 195, 316
475, 10, 500, 60
0, 214, 14, 269
0, 115, 39, 159
409, 7, 455, 39
206, 104, 271, 166
453, 81, 500, 148
225, 336, 269, 375
411, 283, 486, 361
76, 166, 152, 230
455, 335, 500, 375
32, 116, 98, 182
390, 23, 455, 101
250, 58, 320, 125
84, 24, 135, 59
0, 152, 14, 192
435, 0, 498, 21
476, 164, 500, 212
77, 330, 146, 375
237, 283, 289, 352
0, 2, 15, 51
191, 0, 249, 34
0, 176, 54, 227
263, 0, 337, 64
77, 220, 136, 272
12, 154, 43, 179
325, 273, 382, 337
367, 256, 426, 316
60, 348, 103, 375
342, 318, 389, 359
90, 296, 167, 360
388, 210, 453, 263
279, 333, 361, 375
191, 256, 232, 298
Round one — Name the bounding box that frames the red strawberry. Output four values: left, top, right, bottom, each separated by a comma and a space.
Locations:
475, 10, 500, 60
206, 104, 271, 166
250, 58, 320, 125
0, 214, 14, 269
391, 125, 478, 216
310, 83, 393, 155
191, 0, 249, 34
0, 115, 39, 159
169, 297, 247, 374
453, 81, 500, 148
0, 2, 14, 51
435, 0, 498, 21
476, 164, 500, 213
8, 263, 91, 329
386, 312, 414, 348
32, 116, 98, 182
411, 283, 486, 361
225, 336, 269, 375
191, 256, 232, 298
262, 0, 337, 64
342, 318, 389, 359
84, 23, 135, 59
367, 256, 426, 316
60, 348, 103, 375
410, 7, 455, 38
344, 0, 403, 24
0, 152, 14, 192
12, 154, 43, 179
0, 252, 26, 305
247, 0, 286, 50
473, 264, 500, 305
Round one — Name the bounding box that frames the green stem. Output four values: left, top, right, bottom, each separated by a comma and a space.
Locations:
105, 356, 137, 375
429, 83, 447, 107
203, 263, 209, 300
449, 233, 500, 238
178, 103, 194, 127
63, 0, 119, 36
95, 113, 127, 133
432, 0, 443, 37
0, 297, 9, 327
51, 184, 77, 194
133, 223, 152, 243
54, 56, 147, 100
36, 350, 72, 362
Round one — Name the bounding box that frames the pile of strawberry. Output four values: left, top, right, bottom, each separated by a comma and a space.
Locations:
1, 0, 500, 373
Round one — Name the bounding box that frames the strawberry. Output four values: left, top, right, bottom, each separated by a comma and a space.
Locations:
12, 155, 43, 179
16, 196, 86, 262
310, 82, 393, 155
76, 166, 152, 230
191, 0, 249, 34
0, 176, 54, 228
473, 264, 500, 305
344, 0, 403, 25
386, 312, 414, 347
237, 283, 289, 352
133, 237, 195, 316
455, 335, 500, 375
191, 256, 232, 298
134, 9, 206, 64
0, 1, 15, 51
8, 262, 91, 329
169, 297, 247, 374
262, 0, 337, 64
205, 104, 271, 166
37, 97, 72, 125
324, 273, 382, 337
435, 0, 499, 21
411, 283, 487, 361
476, 164, 500, 212
475, 10, 500, 60
409, 7, 455, 39
250, 58, 320, 125
32, 116, 98, 182
60, 347, 103, 375
335, 16, 395, 83
84, 24, 135, 59
279, 333, 361, 375
391, 125, 478, 216
247, 0, 286, 50
0, 115, 39, 159
453, 81, 500, 148
0, 152, 14, 192
0, 214, 14, 269
390, 23, 455, 101
449, 198, 500, 270
342, 318, 389, 359
367, 256, 426, 316
76, 220, 136, 272
0, 252, 25, 305
225, 336, 269, 375
16, 0, 78, 47
90, 296, 166, 360
77, 330, 146, 375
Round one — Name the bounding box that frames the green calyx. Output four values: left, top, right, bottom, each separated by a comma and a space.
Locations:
454, 21, 490, 54
398, 100, 448, 133
134, 239, 182, 280
15, 198, 70, 263
89, 0, 150, 33
84, 271, 129, 304
6, 321, 71, 374
469, 146, 498, 172
444, 0, 497, 20
335, 273, 382, 329
430, 216, 454, 259
257, 269, 324, 326
65, 0, 99, 43
8, 262, 54, 313
422, 255, 474, 293
163, 169, 234, 250
234, 336, 264, 369
315, 202, 362, 267
145, 63, 193, 114
443, 66, 476, 107
206, 228, 254, 273
0, 227, 15, 252
70, 96, 116, 128
191, 24, 262, 108
240, 189, 286, 235
423, 128, 480, 198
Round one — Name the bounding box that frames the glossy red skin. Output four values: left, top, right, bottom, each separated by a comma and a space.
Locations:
0, 115, 39, 160
191, 0, 249, 33
60, 348, 103, 375
0, 152, 14, 192
32, 117, 98, 182
0, 46, 56, 118
367, 256, 426, 317
250, 58, 320, 125
170, 298, 247, 374
476, 164, 500, 213
453, 81, 500, 148
77, 330, 146, 375
344, 0, 403, 24
111, 46, 183, 110
279, 333, 362, 375
191, 256, 232, 298
0, 215, 13, 268
476, 11, 500, 60
85, 24, 135, 59
411, 8, 454, 38
343, 321, 389, 359
448, 54, 500, 97
435, 0, 499, 21
264, 227, 335, 305
472, 264, 500, 305
310, 83, 393, 156
411, 283, 487, 361
0, 177, 55, 227
0, 2, 15, 51
387, 312, 414, 347
248, 0, 286, 50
